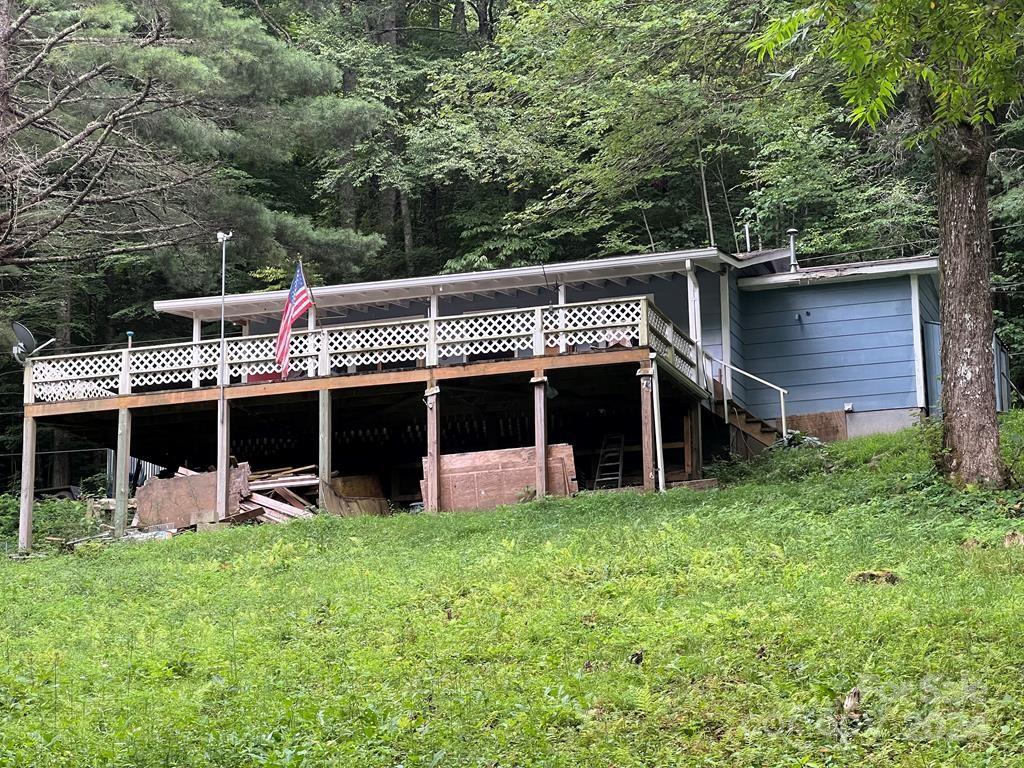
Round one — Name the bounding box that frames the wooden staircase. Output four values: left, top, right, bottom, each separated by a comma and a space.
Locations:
710, 381, 780, 450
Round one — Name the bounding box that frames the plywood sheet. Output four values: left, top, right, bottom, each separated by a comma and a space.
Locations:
422, 444, 578, 512
136, 463, 250, 529
786, 410, 848, 442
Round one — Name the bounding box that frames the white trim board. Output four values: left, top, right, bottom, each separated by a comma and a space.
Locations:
910, 274, 927, 408
738, 256, 938, 291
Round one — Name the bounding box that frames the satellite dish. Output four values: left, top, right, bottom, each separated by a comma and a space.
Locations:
12, 322, 37, 355
11, 322, 55, 366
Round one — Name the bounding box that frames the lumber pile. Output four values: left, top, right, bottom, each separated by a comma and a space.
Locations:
134, 463, 390, 532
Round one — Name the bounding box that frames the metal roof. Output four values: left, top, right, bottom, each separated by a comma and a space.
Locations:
155, 247, 724, 321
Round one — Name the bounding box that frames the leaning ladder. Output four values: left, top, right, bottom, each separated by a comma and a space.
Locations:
593, 433, 625, 490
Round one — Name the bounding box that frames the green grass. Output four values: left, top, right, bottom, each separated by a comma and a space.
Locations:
5, 421, 1024, 766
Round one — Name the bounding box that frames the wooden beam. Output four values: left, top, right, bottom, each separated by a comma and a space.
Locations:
191, 317, 201, 389
691, 402, 703, 480
424, 384, 440, 512
532, 375, 548, 497
639, 368, 655, 491
682, 407, 693, 480
113, 408, 131, 538
17, 415, 36, 552
318, 389, 332, 507
24, 348, 652, 417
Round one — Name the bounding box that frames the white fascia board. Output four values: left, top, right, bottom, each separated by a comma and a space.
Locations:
154, 247, 723, 320
737, 257, 938, 291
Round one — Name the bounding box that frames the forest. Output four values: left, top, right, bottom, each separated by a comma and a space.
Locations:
2, 0, 1024, 485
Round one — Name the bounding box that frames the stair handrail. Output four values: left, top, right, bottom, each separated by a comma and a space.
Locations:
702, 352, 789, 439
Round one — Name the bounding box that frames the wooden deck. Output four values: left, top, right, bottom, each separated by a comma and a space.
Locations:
24, 297, 706, 416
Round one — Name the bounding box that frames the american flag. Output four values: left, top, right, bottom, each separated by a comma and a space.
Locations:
275, 262, 314, 378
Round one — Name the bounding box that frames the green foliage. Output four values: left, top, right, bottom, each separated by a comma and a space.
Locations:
6, 425, 1024, 763
752, 1, 1024, 132
0, 497, 97, 552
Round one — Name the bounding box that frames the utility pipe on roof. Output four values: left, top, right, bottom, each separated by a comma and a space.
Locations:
788, 228, 799, 272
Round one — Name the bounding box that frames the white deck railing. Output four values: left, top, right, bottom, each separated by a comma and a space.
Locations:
25, 297, 701, 404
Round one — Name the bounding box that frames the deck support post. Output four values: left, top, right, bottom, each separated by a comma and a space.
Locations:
638, 367, 656, 492
532, 373, 548, 497
17, 415, 37, 552
215, 398, 230, 521
682, 406, 694, 480
318, 389, 332, 506
691, 402, 703, 480
424, 383, 440, 512
191, 317, 201, 389
113, 408, 132, 538
651, 363, 666, 492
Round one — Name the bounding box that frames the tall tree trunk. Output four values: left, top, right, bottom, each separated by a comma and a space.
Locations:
475, 0, 491, 40
452, 0, 466, 33
50, 288, 72, 488
399, 188, 413, 264
935, 122, 1007, 487
0, 0, 10, 123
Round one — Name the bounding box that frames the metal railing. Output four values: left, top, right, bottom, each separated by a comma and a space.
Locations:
703, 352, 789, 438
25, 296, 702, 404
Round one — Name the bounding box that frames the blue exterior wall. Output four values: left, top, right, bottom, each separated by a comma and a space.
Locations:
739, 276, 918, 419
727, 270, 747, 406
567, 272, 690, 333
920, 274, 940, 324
698, 270, 723, 365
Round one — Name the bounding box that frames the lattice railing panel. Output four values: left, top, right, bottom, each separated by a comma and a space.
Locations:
31, 351, 122, 402
647, 307, 698, 383
328, 321, 428, 367
131, 342, 219, 388
543, 300, 642, 348
436, 310, 535, 357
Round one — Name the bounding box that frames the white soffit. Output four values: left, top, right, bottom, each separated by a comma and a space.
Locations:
154, 247, 722, 321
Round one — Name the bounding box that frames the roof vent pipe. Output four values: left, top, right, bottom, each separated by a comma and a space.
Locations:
787, 228, 799, 272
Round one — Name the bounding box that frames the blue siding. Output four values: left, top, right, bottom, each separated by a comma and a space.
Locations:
567, 273, 690, 333
739, 277, 917, 419
728, 270, 747, 406
920, 274, 940, 324
699, 270, 723, 365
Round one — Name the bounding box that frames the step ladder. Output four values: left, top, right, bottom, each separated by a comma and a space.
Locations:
593, 433, 625, 490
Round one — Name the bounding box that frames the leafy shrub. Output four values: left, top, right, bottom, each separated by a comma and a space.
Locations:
0, 494, 97, 551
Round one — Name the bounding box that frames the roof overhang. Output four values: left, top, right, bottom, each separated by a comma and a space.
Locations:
155, 247, 723, 321
737, 256, 938, 291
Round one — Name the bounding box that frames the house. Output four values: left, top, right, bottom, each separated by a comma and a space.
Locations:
14, 242, 1005, 548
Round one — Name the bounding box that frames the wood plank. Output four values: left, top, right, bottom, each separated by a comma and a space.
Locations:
249, 491, 315, 519
249, 475, 319, 491
272, 487, 312, 510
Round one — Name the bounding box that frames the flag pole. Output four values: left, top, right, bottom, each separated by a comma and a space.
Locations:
216, 230, 233, 521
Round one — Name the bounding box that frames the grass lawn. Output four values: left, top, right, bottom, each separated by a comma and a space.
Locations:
5, 422, 1024, 766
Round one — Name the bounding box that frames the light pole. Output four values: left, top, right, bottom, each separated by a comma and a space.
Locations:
215, 231, 233, 521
